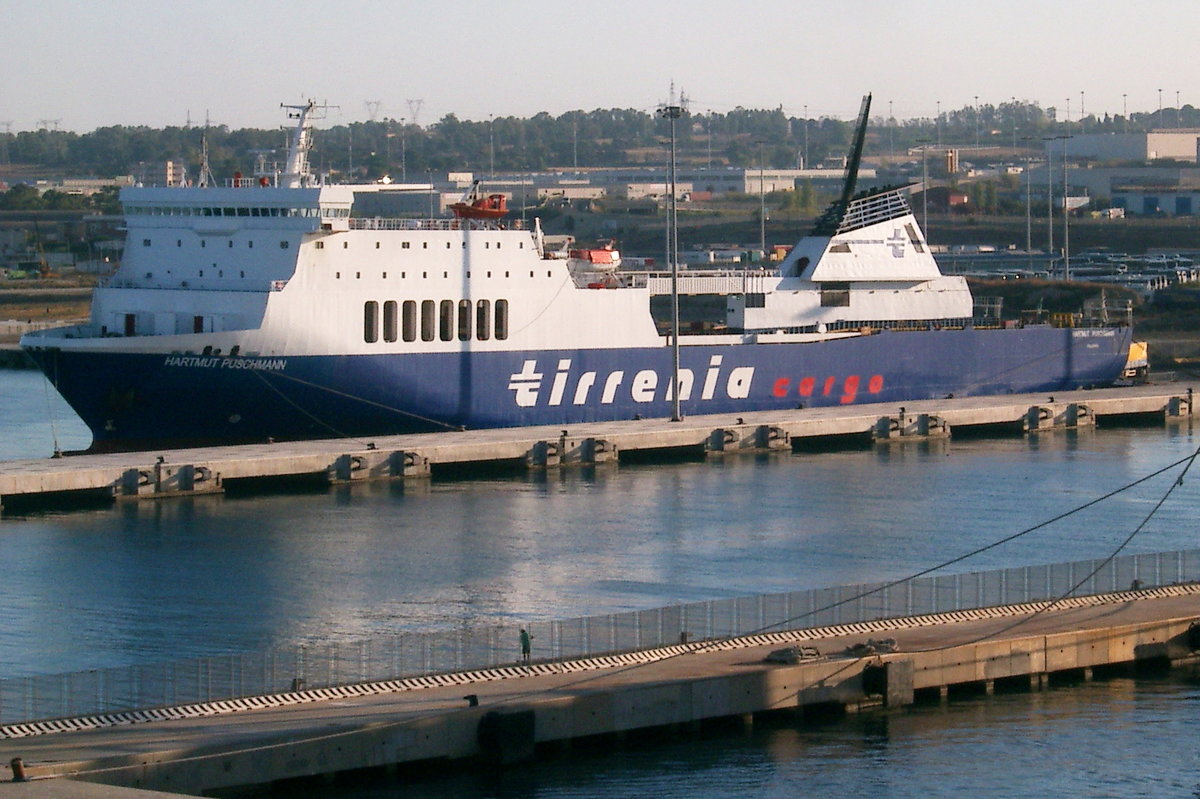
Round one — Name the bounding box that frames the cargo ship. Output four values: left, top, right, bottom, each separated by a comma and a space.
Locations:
21, 97, 1133, 452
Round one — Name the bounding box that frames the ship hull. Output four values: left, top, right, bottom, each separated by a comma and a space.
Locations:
24, 325, 1132, 452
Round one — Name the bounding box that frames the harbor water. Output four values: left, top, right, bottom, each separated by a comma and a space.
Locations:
0, 368, 1198, 796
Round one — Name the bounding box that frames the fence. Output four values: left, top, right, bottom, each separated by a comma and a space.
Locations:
3, 548, 1197, 725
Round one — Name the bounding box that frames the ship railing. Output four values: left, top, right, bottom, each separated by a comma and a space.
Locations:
1, 548, 1196, 726
348, 217, 528, 232
836, 188, 912, 234
98, 276, 285, 293
636, 268, 778, 295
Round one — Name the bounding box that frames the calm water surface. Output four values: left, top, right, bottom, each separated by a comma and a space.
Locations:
320, 675, 1200, 799
2, 369, 1199, 797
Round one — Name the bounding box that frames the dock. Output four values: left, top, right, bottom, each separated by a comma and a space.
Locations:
0, 383, 1194, 511
0, 586, 1196, 796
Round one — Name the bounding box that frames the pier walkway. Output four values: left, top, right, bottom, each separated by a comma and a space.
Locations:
0, 586, 1195, 796
0, 383, 1194, 511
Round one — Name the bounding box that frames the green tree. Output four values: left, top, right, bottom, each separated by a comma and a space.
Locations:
0, 184, 44, 210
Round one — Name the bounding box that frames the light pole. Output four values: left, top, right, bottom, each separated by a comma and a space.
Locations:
400, 117, 406, 182
1021, 138, 1034, 257
1043, 137, 1055, 267
974, 95, 980, 147
916, 139, 931, 236
1060, 136, 1071, 281
1123, 94, 1128, 134
888, 100, 894, 159
658, 102, 683, 422
707, 109, 713, 168
1159, 88, 1163, 126
758, 140, 766, 261
1177, 90, 1182, 128
802, 104, 808, 169
936, 100, 941, 148
1011, 96, 1017, 148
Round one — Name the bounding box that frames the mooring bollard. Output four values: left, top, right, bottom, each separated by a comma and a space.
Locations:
10, 757, 27, 782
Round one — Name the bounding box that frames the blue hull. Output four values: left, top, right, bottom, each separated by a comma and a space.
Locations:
25, 326, 1132, 452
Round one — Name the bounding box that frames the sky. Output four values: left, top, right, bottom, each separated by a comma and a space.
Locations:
3, 0, 1197, 132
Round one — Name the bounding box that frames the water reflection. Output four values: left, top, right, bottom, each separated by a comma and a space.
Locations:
0, 411, 1198, 677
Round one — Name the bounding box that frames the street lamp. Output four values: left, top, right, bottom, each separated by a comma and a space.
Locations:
1042, 137, 1055, 267
888, 100, 894, 159
802, 104, 808, 169
975, 95, 980, 147
658, 102, 683, 422
915, 139, 931, 235
1061, 136, 1072, 281
758, 140, 766, 261
1020, 138, 1035, 259
707, 109, 713, 168
400, 117, 406, 182
488, 114, 495, 178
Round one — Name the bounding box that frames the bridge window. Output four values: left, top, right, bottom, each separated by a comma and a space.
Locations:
476, 300, 491, 341
495, 299, 509, 340
819, 282, 851, 307
439, 300, 454, 341
402, 300, 416, 341
383, 300, 398, 342
363, 301, 379, 343
458, 299, 472, 341
420, 300, 436, 341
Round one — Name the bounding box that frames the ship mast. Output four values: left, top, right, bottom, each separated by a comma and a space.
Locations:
279, 100, 328, 188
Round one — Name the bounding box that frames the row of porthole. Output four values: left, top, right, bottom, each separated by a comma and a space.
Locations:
335, 269, 555, 280
316, 240, 524, 250
363, 299, 510, 344
144, 238, 290, 249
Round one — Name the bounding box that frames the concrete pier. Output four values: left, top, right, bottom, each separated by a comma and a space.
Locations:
0, 588, 1196, 796
0, 383, 1193, 511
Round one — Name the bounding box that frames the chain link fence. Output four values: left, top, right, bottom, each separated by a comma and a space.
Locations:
3, 548, 1197, 725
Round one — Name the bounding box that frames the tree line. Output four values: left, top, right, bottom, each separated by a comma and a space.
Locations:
1, 100, 1194, 185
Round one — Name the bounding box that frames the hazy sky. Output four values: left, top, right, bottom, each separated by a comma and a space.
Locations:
3, 0, 1196, 131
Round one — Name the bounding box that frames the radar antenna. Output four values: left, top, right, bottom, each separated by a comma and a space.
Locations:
280, 100, 333, 188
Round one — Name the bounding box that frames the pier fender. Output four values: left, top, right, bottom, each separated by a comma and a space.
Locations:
756, 425, 790, 449
392, 451, 431, 478
524, 440, 560, 468
873, 416, 901, 440
861, 659, 914, 707
1067, 403, 1094, 427
1168, 395, 1192, 418
1025, 405, 1053, 431
1187, 621, 1200, 651
477, 709, 536, 765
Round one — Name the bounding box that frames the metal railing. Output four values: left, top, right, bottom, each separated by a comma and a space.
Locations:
348, 217, 528, 232
2, 548, 1196, 725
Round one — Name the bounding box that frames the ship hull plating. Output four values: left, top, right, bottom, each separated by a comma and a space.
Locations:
26, 325, 1132, 452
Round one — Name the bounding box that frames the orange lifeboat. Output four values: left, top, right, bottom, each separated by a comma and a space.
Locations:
567, 240, 621, 271
449, 182, 509, 220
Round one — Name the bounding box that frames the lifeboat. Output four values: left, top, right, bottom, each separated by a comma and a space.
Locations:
567, 240, 621, 272
449, 182, 509, 220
